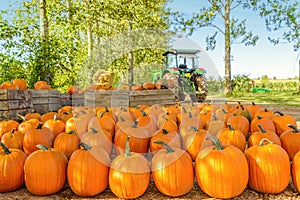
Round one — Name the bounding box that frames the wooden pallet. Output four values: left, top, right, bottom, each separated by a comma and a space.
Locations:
71, 93, 85, 107
0, 89, 33, 120
129, 89, 175, 107
31, 90, 61, 114
85, 90, 129, 108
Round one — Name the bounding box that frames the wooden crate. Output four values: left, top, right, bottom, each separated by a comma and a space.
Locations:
85, 90, 129, 108
0, 89, 33, 120
129, 89, 175, 107
71, 93, 85, 107
61, 94, 71, 107
31, 90, 62, 114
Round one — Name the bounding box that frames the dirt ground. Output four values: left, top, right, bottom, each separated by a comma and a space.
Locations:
1, 104, 300, 200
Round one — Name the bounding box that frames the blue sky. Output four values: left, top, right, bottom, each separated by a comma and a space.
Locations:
168, 0, 300, 79
1, 0, 299, 79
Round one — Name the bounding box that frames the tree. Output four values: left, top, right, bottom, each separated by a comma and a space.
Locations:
172, 0, 299, 94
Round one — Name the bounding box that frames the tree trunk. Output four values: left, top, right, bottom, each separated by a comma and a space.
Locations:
39, 0, 51, 83
128, 22, 134, 87
87, 22, 93, 58
224, 0, 232, 94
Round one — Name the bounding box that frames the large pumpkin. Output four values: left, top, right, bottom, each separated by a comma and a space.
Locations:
250, 115, 275, 134
67, 143, 110, 197
248, 124, 281, 147
245, 138, 290, 194
24, 144, 67, 195
109, 136, 150, 198
227, 115, 249, 138
151, 140, 194, 197
0, 142, 27, 192
272, 111, 297, 136
195, 136, 248, 199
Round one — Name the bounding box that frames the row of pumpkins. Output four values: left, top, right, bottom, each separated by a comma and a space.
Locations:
0, 78, 168, 94
0, 101, 300, 199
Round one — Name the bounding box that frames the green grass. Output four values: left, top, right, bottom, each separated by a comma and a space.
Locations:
224, 91, 300, 107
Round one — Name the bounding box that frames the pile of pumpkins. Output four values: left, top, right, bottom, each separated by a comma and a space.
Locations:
0, 79, 53, 90
0, 101, 300, 199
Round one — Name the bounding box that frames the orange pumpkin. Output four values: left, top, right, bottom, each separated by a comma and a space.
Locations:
292, 151, 300, 192
1, 128, 24, 150
42, 115, 65, 138
53, 130, 80, 159
34, 80, 51, 90
0, 119, 19, 138
245, 138, 290, 194
152, 140, 194, 197
131, 84, 143, 91
24, 144, 67, 195
23, 123, 54, 155
0, 142, 27, 192
227, 115, 249, 138
182, 127, 212, 161
272, 111, 297, 136
142, 82, 155, 90
24, 112, 41, 121
248, 124, 281, 147
12, 78, 27, 90
67, 143, 110, 197
246, 102, 263, 118
109, 136, 150, 198
250, 115, 275, 134
114, 121, 149, 154
0, 82, 18, 90
217, 123, 246, 152
280, 124, 300, 160
195, 136, 248, 199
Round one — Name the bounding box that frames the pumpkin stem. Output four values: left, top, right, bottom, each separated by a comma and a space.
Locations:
119, 116, 125, 122
37, 122, 43, 130
125, 136, 132, 157
78, 142, 92, 150
206, 136, 224, 150
182, 106, 187, 113
221, 107, 226, 114
10, 128, 16, 134
212, 114, 217, 121
105, 106, 109, 113
257, 116, 263, 120
90, 127, 98, 134
154, 140, 175, 153
288, 124, 299, 133
17, 114, 27, 121
99, 112, 105, 118
162, 129, 169, 134
257, 124, 267, 133
252, 102, 256, 106
188, 126, 198, 132
132, 120, 138, 128
227, 123, 234, 131
36, 144, 48, 151
67, 130, 76, 134
54, 115, 57, 121
188, 112, 192, 118
0, 142, 11, 154
140, 110, 147, 117
274, 111, 284, 116
258, 138, 273, 146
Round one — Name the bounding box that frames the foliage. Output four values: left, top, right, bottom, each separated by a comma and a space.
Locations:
0, 0, 171, 92
231, 74, 252, 92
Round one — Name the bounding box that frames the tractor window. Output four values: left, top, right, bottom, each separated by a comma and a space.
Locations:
166, 54, 177, 69
178, 56, 198, 69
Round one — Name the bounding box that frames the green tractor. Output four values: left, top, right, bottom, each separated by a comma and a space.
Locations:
152, 49, 208, 102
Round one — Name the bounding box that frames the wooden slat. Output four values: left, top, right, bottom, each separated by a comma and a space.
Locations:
0, 100, 33, 110
31, 90, 61, 98
33, 104, 61, 114
0, 89, 32, 100
0, 108, 34, 121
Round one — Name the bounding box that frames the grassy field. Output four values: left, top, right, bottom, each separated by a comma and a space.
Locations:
207, 91, 300, 107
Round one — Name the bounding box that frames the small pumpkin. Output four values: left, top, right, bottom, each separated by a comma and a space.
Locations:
67, 143, 110, 197
53, 130, 80, 159
0, 119, 19, 138
109, 136, 150, 198
227, 115, 249, 138
272, 111, 297, 136
216, 123, 246, 152
12, 78, 27, 90
131, 84, 143, 91
248, 124, 281, 147
42, 115, 65, 138
142, 82, 155, 90
250, 115, 275, 134
34, 80, 51, 90
245, 138, 290, 194
1, 128, 24, 150
23, 123, 54, 155
24, 144, 67, 195
280, 124, 300, 160
0, 142, 27, 192
152, 140, 194, 197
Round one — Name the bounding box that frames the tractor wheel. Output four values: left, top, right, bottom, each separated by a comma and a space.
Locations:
162, 72, 185, 101
195, 75, 208, 102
